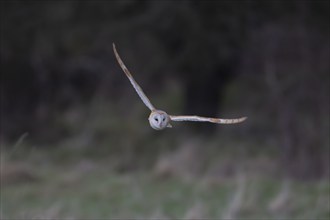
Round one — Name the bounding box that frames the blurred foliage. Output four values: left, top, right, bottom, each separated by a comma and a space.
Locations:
1, 0, 329, 180
1, 148, 329, 219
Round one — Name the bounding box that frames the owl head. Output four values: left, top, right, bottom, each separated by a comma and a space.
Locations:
148, 110, 172, 130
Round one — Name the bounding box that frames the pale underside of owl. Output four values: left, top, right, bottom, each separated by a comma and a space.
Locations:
113, 43, 247, 130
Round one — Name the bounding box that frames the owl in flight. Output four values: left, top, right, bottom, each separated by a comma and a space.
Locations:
113, 43, 247, 130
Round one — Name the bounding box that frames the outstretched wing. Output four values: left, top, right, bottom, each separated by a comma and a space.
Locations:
169, 115, 247, 124
113, 43, 156, 111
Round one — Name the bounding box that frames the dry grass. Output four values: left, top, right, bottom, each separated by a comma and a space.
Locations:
1, 145, 329, 219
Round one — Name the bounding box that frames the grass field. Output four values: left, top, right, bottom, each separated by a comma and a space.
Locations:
1, 143, 329, 219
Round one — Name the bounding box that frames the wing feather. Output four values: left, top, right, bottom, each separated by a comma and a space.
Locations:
113, 43, 155, 111
170, 115, 247, 124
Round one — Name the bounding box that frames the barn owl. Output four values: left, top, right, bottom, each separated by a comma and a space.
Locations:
113, 43, 247, 130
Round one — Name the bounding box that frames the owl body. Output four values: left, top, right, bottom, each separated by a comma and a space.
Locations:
148, 110, 172, 130
113, 43, 247, 130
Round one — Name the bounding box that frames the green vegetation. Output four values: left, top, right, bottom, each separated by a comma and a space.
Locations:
1, 144, 329, 219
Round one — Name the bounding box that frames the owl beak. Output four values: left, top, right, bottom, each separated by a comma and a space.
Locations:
167, 123, 172, 128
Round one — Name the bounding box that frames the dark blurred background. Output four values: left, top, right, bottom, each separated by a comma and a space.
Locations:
1, 0, 329, 218
0, 0, 330, 219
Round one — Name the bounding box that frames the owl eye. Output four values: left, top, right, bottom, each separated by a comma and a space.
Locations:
155, 118, 159, 122
162, 117, 165, 121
